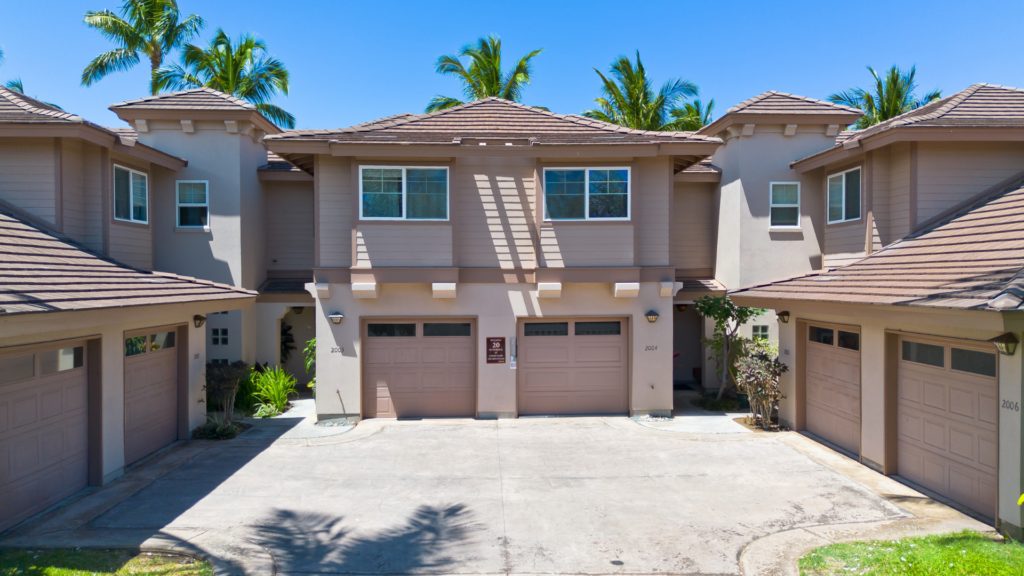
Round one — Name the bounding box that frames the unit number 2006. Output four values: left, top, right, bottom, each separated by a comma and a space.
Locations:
1002, 399, 1020, 412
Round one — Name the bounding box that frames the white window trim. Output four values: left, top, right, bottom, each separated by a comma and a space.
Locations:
826, 166, 862, 224
113, 164, 149, 224
769, 181, 801, 230
358, 166, 450, 221
176, 180, 210, 229
542, 167, 632, 221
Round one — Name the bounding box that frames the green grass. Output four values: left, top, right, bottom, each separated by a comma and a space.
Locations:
799, 530, 1024, 575
0, 549, 212, 576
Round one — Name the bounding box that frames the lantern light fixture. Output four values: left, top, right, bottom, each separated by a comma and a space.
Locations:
778, 311, 791, 324
675, 304, 687, 312
193, 315, 206, 328
645, 310, 660, 323
292, 306, 304, 315
989, 332, 1019, 356
328, 312, 345, 325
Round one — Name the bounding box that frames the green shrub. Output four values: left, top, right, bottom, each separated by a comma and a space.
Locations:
303, 338, 316, 396
234, 369, 259, 416
252, 367, 297, 418
192, 415, 242, 440
205, 360, 249, 421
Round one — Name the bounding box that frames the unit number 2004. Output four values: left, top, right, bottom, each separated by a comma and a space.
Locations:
645, 345, 658, 351
1002, 399, 1020, 412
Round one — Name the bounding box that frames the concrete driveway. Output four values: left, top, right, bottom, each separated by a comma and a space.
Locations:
2, 416, 935, 575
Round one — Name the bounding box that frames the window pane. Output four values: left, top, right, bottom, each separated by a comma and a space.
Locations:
132, 172, 148, 221
179, 207, 208, 227
771, 184, 799, 205
407, 169, 447, 219
838, 331, 859, 351
588, 169, 628, 218
125, 336, 147, 356
844, 169, 861, 220
423, 323, 471, 337
752, 325, 769, 340
114, 167, 131, 220
902, 341, 944, 368
545, 170, 585, 219
575, 321, 621, 336
0, 353, 34, 384
771, 207, 799, 227
951, 348, 996, 377
150, 331, 176, 351
362, 168, 403, 218
367, 323, 416, 337
41, 346, 84, 374
809, 326, 834, 345
178, 182, 207, 204
827, 174, 843, 222
524, 322, 568, 336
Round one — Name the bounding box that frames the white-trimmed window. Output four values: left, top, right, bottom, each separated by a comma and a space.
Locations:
176, 180, 209, 228
827, 167, 861, 224
211, 328, 228, 345
113, 164, 148, 223
359, 166, 449, 220
543, 167, 630, 220
769, 182, 800, 228
752, 325, 769, 340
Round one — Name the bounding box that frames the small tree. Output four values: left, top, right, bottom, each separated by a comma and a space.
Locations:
735, 346, 789, 431
205, 360, 249, 421
694, 295, 765, 400
303, 338, 316, 395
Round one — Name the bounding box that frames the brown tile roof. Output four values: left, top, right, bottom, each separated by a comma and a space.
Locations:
680, 159, 721, 174
726, 91, 863, 116
794, 84, 1024, 167
0, 209, 255, 316
258, 151, 302, 172
0, 87, 85, 124
730, 173, 1024, 311
109, 88, 257, 111
265, 97, 719, 145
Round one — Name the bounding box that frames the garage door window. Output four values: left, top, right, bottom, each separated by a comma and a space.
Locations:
809, 326, 834, 345
575, 321, 621, 335
0, 353, 34, 384
125, 336, 147, 356
902, 340, 944, 368
150, 331, 176, 351
951, 347, 997, 377
423, 323, 471, 337
524, 322, 569, 336
837, 331, 860, 351
41, 346, 84, 374
368, 323, 416, 337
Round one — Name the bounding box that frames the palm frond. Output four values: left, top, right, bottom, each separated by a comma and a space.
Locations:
81, 48, 141, 86
255, 102, 295, 129
83, 10, 146, 50
426, 95, 464, 113
832, 64, 942, 128
585, 51, 701, 131
4, 78, 23, 93
428, 34, 542, 108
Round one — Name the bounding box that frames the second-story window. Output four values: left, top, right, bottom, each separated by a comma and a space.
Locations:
544, 168, 630, 220
113, 165, 148, 224
769, 182, 800, 228
359, 166, 448, 220
177, 181, 209, 228
827, 167, 861, 224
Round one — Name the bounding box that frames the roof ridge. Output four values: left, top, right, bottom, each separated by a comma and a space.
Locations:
109, 87, 256, 110
727, 90, 861, 114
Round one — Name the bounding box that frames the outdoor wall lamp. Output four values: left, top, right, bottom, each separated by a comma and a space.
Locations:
645, 310, 660, 323
989, 332, 1019, 356
675, 304, 687, 312
292, 306, 304, 315
328, 312, 345, 325
778, 311, 791, 324
193, 315, 206, 328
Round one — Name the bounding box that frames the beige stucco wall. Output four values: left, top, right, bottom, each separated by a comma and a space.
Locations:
771, 304, 1022, 531
312, 281, 674, 419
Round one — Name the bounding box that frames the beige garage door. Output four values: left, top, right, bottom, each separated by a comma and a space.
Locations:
897, 336, 998, 518
0, 341, 88, 532
805, 323, 861, 454
518, 319, 628, 416
362, 320, 476, 418
124, 329, 179, 466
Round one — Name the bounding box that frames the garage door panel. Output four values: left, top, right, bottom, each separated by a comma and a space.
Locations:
575, 369, 625, 390
421, 347, 446, 363
574, 344, 622, 363
805, 326, 861, 455
523, 370, 569, 390
124, 338, 178, 467
448, 347, 473, 364
365, 348, 391, 365
390, 371, 420, 390
979, 393, 997, 425
523, 344, 569, 363
394, 348, 418, 364
979, 436, 998, 469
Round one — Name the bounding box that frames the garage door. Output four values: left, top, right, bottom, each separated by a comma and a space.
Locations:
805, 323, 861, 454
124, 329, 179, 466
518, 318, 628, 416
362, 320, 475, 418
897, 336, 998, 518
0, 341, 88, 532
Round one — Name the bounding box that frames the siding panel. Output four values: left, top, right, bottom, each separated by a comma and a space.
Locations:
355, 224, 453, 267
265, 181, 314, 271
61, 139, 85, 243
671, 182, 716, 270
635, 158, 671, 266
317, 156, 353, 267
0, 137, 56, 224
457, 156, 537, 269
916, 142, 1024, 224
540, 224, 633, 267
109, 222, 152, 270
81, 143, 103, 252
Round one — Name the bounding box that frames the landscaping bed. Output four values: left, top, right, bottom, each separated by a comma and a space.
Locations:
799, 530, 1024, 575
0, 549, 212, 576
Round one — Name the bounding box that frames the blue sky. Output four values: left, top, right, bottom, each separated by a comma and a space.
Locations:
2, 0, 1022, 130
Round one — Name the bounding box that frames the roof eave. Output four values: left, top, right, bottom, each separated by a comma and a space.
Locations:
109, 107, 282, 135
696, 112, 863, 138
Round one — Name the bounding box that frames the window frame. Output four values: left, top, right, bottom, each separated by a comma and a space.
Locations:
542, 166, 632, 222
769, 181, 801, 230
176, 180, 210, 229
113, 164, 150, 225
826, 166, 862, 225
358, 165, 450, 221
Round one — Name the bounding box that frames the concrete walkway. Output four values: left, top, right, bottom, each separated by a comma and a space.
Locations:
238, 399, 353, 440
634, 390, 752, 434
0, 416, 994, 576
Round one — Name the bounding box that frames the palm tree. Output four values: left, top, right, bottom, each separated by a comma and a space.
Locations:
829, 65, 942, 129
155, 29, 294, 128
668, 99, 715, 131
82, 0, 205, 95
426, 35, 543, 113
583, 51, 699, 131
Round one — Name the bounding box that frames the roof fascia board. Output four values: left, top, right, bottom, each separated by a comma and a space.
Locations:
728, 295, 1005, 328
110, 108, 281, 135
265, 141, 331, 155
328, 143, 661, 158
0, 124, 186, 170
113, 141, 188, 170
698, 112, 860, 137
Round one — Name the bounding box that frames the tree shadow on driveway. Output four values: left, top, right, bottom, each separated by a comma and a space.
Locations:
250, 504, 477, 574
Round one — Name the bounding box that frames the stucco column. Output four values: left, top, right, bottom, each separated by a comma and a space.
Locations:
777, 317, 797, 428
187, 321, 207, 431
100, 326, 126, 483
999, 341, 1023, 537
859, 320, 887, 469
